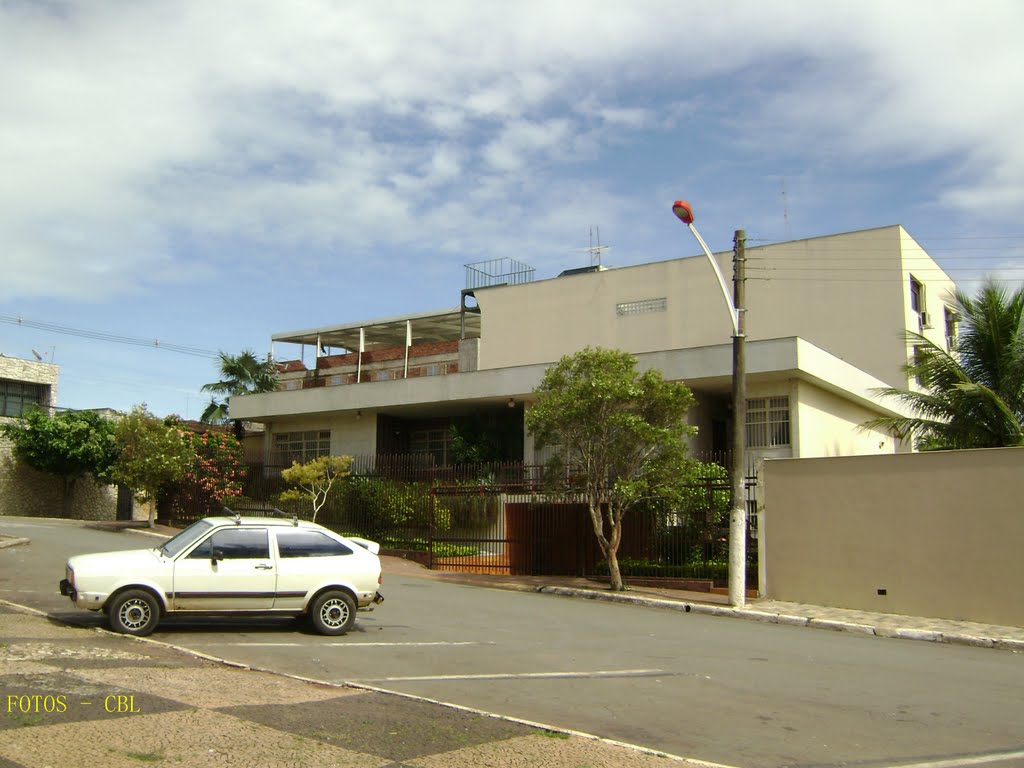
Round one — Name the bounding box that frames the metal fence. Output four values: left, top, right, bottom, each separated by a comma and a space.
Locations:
164, 458, 758, 588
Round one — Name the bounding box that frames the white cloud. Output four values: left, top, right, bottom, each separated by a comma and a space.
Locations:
1, 0, 1023, 304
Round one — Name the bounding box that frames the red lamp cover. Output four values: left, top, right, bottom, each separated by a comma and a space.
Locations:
672, 200, 694, 224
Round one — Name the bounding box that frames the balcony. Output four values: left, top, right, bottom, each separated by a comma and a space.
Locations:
275, 339, 464, 391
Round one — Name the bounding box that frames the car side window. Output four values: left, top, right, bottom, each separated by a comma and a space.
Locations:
188, 529, 270, 559
276, 530, 353, 558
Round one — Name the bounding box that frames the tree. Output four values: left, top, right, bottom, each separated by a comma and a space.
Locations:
164, 421, 247, 517
0, 409, 117, 518
864, 280, 1024, 449
279, 455, 353, 522
109, 406, 195, 527
201, 349, 278, 439
526, 347, 697, 591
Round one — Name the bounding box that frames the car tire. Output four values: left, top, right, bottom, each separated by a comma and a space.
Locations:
108, 589, 160, 637
310, 590, 356, 636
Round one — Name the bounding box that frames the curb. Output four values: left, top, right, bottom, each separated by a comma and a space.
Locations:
534, 585, 1022, 652
0, 536, 30, 549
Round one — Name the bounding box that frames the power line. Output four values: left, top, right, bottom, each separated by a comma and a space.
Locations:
0, 314, 219, 359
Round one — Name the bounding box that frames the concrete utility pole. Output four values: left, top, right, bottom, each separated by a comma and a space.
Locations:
729, 230, 747, 608
671, 202, 750, 608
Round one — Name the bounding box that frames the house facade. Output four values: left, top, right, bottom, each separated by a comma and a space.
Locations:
231, 225, 956, 469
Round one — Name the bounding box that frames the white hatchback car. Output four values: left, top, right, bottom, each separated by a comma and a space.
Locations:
59, 516, 384, 637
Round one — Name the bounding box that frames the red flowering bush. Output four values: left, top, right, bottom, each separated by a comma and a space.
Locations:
166, 426, 246, 518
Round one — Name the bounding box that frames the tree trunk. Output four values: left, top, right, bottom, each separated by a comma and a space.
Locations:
586, 498, 625, 592
147, 498, 156, 529
606, 546, 625, 592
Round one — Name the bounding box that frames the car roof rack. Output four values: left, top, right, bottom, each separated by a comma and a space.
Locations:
221, 506, 300, 526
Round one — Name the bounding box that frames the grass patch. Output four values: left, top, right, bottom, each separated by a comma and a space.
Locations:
110, 749, 163, 763
536, 730, 570, 740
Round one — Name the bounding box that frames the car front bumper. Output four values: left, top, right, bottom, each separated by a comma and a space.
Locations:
59, 579, 106, 611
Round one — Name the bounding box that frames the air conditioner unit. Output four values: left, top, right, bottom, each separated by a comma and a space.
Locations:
919, 310, 931, 329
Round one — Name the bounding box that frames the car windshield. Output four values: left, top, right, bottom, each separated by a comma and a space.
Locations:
159, 520, 214, 558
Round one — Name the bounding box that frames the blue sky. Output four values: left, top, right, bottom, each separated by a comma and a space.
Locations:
3, 1, 1023, 418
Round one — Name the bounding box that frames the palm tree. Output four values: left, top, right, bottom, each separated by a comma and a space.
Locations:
201, 350, 278, 439
865, 280, 1024, 449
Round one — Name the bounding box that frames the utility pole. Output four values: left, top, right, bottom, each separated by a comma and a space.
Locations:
729, 229, 747, 608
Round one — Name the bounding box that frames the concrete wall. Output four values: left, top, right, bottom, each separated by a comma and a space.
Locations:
761, 448, 1024, 627
793, 380, 898, 457
474, 225, 954, 392
261, 411, 379, 463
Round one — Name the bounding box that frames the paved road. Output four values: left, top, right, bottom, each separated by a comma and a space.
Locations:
3, 517, 1023, 768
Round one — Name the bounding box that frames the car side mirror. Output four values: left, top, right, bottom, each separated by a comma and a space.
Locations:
211, 549, 224, 564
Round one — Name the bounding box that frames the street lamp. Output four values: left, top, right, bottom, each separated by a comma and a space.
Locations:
672, 200, 748, 608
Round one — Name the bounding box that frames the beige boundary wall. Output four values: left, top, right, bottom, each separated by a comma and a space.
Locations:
761, 447, 1024, 627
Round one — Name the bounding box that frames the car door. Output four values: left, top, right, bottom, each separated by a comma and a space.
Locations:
171, 526, 276, 611
272, 528, 356, 611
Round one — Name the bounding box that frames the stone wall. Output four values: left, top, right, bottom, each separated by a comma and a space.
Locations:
0, 432, 122, 520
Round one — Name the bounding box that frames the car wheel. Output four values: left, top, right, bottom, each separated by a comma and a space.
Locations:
310, 590, 356, 636
108, 590, 159, 637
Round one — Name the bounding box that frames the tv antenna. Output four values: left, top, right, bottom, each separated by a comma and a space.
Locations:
578, 226, 609, 267
781, 180, 792, 239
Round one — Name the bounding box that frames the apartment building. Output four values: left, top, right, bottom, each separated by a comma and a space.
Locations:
231, 225, 956, 467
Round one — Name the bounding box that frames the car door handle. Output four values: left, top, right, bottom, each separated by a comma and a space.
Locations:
255, 564, 274, 570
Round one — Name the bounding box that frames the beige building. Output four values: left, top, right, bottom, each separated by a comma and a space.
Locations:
231, 225, 956, 468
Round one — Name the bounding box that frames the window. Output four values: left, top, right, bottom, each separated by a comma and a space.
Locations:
746, 397, 790, 448
276, 530, 352, 558
189, 528, 269, 559
616, 298, 667, 316
272, 430, 331, 464
410, 427, 450, 465
0, 379, 46, 418
909, 276, 923, 313
944, 306, 959, 351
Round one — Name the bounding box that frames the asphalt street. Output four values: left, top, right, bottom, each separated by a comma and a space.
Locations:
2, 517, 1023, 768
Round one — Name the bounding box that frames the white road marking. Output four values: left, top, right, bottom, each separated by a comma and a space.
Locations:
219, 641, 484, 648
360, 668, 669, 682
884, 751, 1024, 768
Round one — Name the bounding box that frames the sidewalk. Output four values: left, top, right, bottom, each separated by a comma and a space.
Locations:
380, 555, 1024, 651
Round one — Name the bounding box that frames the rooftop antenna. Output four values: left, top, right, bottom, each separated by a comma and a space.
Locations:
578, 226, 609, 267
781, 179, 792, 240
31, 349, 43, 361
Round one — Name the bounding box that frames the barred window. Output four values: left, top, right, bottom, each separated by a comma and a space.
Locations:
616, 298, 667, 316
272, 430, 331, 464
746, 397, 790, 448
0, 379, 46, 418
410, 427, 450, 466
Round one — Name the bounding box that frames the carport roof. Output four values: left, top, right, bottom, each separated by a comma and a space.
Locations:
271, 307, 480, 353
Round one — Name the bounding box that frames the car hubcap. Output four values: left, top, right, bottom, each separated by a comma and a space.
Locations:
120, 600, 150, 630
321, 599, 348, 628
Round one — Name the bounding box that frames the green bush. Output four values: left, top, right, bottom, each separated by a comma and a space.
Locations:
378, 537, 477, 557
334, 476, 451, 535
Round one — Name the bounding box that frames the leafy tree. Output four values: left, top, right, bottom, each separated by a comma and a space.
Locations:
201, 349, 277, 439
526, 347, 697, 591
164, 421, 246, 517
864, 280, 1024, 449
0, 409, 117, 518
280, 455, 353, 522
109, 406, 195, 527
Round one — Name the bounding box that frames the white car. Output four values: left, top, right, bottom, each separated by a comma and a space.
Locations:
59, 515, 384, 637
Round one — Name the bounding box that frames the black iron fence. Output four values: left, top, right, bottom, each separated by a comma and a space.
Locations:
164, 457, 758, 588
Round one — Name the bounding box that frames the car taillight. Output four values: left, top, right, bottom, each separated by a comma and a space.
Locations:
378, 574, 382, 584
